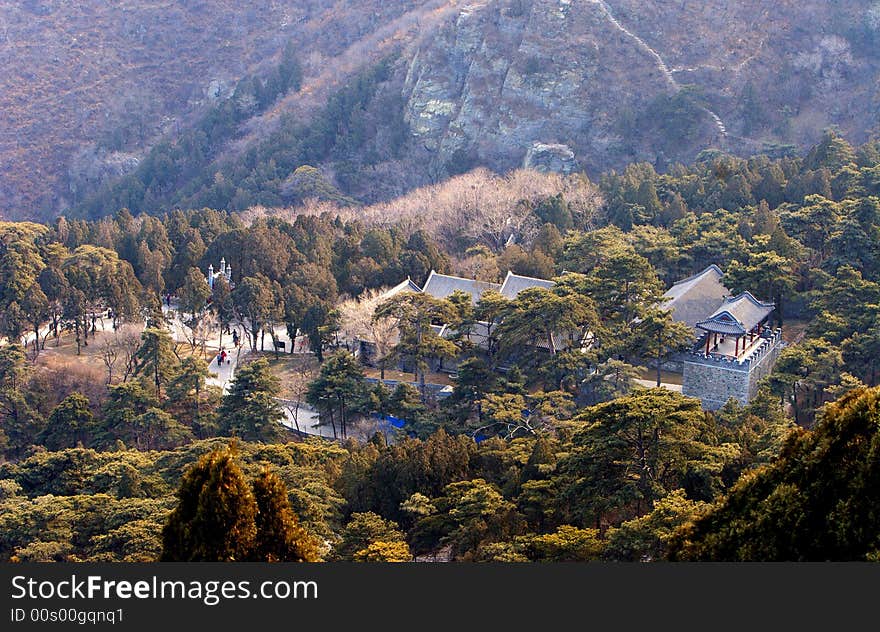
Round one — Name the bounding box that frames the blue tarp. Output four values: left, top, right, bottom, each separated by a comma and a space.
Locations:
372, 413, 407, 429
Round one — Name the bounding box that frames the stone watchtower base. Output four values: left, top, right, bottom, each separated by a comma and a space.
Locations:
682, 329, 783, 410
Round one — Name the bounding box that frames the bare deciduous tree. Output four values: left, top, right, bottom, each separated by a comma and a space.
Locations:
195, 311, 218, 359
98, 324, 143, 384
179, 308, 216, 358
99, 337, 120, 385
239, 168, 604, 253
454, 251, 502, 282
283, 360, 317, 434
118, 326, 141, 383
337, 288, 401, 379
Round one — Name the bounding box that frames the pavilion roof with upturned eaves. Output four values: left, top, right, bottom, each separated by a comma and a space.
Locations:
695, 292, 775, 336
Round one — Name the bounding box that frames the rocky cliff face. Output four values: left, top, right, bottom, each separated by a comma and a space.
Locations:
398, 0, 879, 179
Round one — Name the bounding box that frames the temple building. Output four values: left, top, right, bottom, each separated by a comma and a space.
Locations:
365, 265, 780, 410
361, 270, 577, 370
421, 270, 501, 304
420, 270, 572, 353
661, 265, 784, 410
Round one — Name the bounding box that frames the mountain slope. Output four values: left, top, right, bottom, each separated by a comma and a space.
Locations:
3, 0, 879, 220
0, 0, 444, 220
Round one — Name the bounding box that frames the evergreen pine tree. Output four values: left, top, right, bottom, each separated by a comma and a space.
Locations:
250, 468, 320, 562
217, 358, 285, 442
161, 445, 257, 561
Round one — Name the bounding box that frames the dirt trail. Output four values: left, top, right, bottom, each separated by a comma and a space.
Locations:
593, 0, 728, 139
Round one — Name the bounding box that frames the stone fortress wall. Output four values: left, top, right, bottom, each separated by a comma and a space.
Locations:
682, 329, 783, 410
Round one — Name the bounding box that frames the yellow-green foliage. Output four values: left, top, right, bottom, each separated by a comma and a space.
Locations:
669, 387, 880, 561
0, 438, 348, 562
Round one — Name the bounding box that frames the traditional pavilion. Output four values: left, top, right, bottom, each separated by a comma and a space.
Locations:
695, 292, 775, 360
658, 265, 785, 410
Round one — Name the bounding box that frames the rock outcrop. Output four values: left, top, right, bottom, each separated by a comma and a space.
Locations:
402, 0, 678, 176
523, 142, 578, 174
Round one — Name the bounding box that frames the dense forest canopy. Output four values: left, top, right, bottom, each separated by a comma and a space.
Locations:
0, 131, 879, 561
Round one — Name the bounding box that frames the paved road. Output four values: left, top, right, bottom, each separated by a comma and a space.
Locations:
632, 378, 682, 392
277, 398, 400, 443
277, 400, 329, 437
206, 345, 241, 393
162, 302, 313, 394
163, 303, 241, 393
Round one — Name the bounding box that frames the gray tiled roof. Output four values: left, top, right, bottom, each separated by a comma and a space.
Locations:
387, 277, 422, 295
460, 321, 492, 350
498, 270, 555, 300
696, 292, 775, 335
661, 265, 728, 330
375, 277, 422, 305
421, 270, 501, 304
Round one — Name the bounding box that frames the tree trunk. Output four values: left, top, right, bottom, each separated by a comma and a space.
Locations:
40, 328, 51, 351
328, 408, 337, 439
291, 402, 301, 434
340, 398, 346, 440
656, 330, 662, 387
250, 325, 258, 351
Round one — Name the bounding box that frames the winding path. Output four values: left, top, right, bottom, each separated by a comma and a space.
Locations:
592, 0, 728, 139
